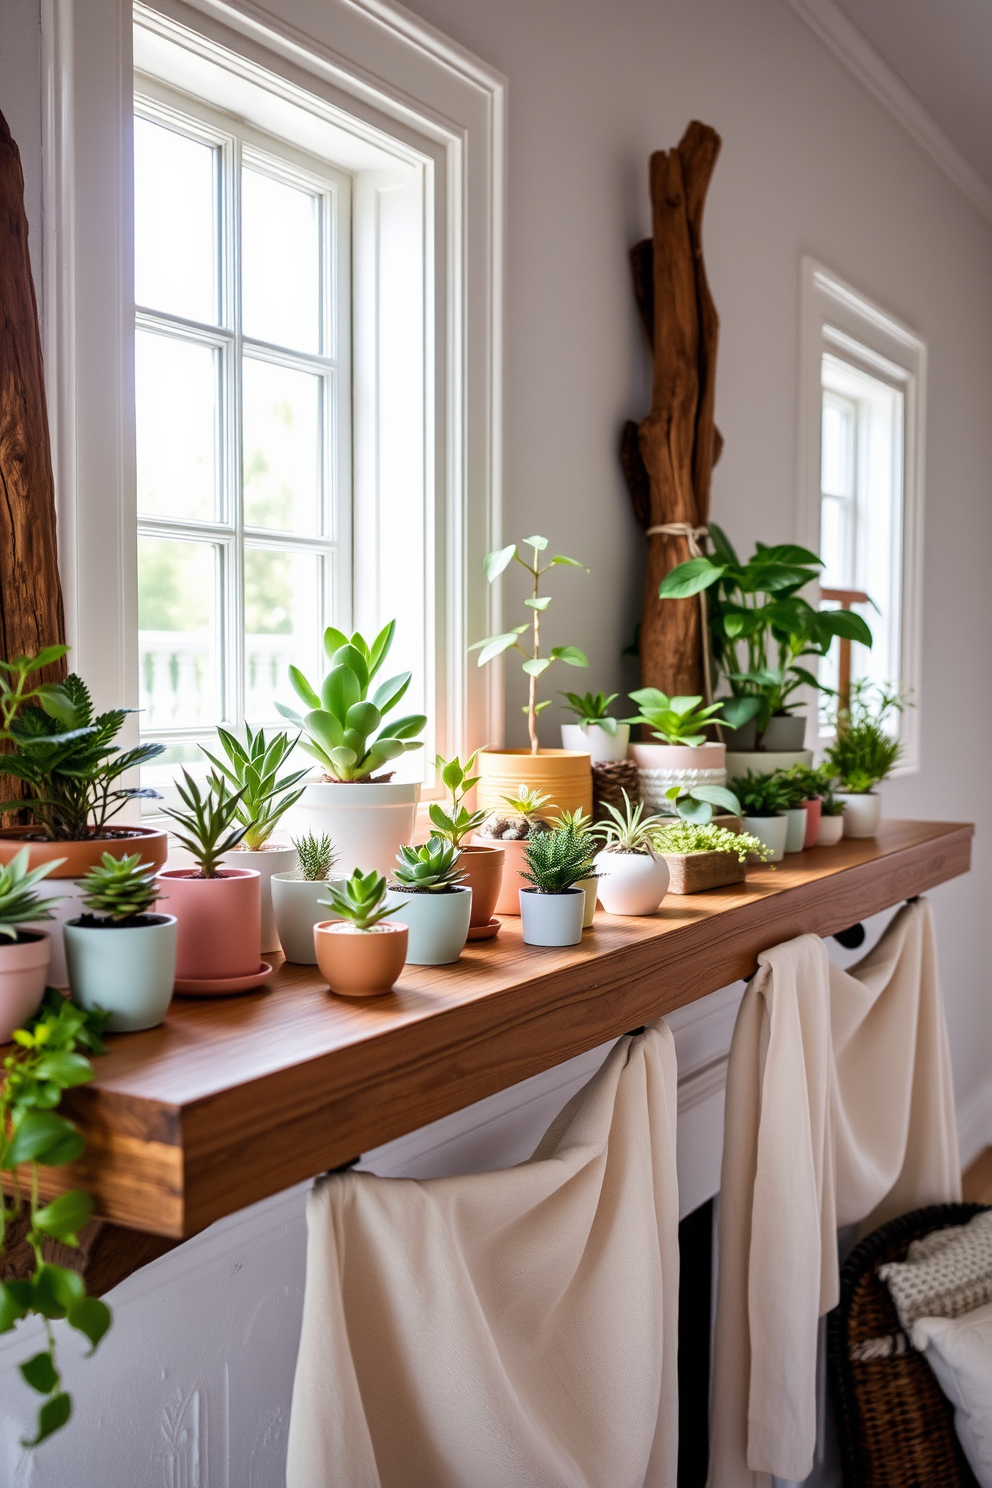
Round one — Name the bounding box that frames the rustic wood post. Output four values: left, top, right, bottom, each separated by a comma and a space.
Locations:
819, 587, 870, 718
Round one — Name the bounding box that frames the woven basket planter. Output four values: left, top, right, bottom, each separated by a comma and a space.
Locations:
660, 849, 746, 895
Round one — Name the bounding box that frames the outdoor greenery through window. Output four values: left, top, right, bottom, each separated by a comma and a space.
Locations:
133, 83, 351, 800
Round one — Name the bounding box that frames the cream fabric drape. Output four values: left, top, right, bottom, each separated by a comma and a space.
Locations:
708, 897, 961, 1488
286, 1024, 680, 1488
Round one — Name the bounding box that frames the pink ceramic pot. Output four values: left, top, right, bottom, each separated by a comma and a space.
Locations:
474, 836, 530, 916
0, 931, 52, 1042
156, 868, 261, 981
802, 797, 822, 849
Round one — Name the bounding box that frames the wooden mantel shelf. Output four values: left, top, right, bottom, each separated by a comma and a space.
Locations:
44, 820, 972, 1240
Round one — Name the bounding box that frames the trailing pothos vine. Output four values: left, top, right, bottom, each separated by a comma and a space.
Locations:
0, 989, 112, 1444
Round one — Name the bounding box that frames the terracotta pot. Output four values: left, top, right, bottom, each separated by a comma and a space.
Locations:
458, 844, 505, 927
475, 748, 592, 821
628, 741, 726, 813
816, 814, 845, 848
593, 848, 669, 916
219, 842, 298, 953
0, 931, 51, 1042
560, 723, 630, 764
474, 835, 530, 916
0, 825, 168, 878
156, 868, 261, 982
283, 781, 420, 878
839, 791, 882, 839
802, 797, 822, 849
313, 920, 407, 998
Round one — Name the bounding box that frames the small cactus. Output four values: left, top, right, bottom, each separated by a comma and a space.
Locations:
79, 853, 160, 922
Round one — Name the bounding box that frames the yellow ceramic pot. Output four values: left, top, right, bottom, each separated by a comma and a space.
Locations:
475, 748, 592, 822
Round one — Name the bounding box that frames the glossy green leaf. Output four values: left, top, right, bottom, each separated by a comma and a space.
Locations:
524, 597, 551, 610
483, 545, 516, 582
33, 1189, 94, 1245
32, 1052, 93, 1089
5, 1111, 82, 1169
521, 658, 551, 677
31, 1264, 85, 1320
22, 1391, 71, 1447
20, 1351, 58, 1396
657, 558, 724, 598
470, 632, 524, 667
288, 666, 322, 712
0, 1280, 31, 1332
367, 620, 396, 677
66, 1296, 111, 1352
333, 644, 369, 695
321, 626, 350, 662
371, 671, 412, 717
549, 555, 588, 569
522, 534, 548, 551
549, 646, 589, 667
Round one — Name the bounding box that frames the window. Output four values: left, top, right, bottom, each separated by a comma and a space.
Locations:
798, 260, 926, 769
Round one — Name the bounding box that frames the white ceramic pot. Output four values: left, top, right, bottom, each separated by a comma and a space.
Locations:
283, 780, 421, 878
220, 842, 298, 953
838, 791, 882, 839
815, 814, 845, 848
384, 885, 472, 965
518, 887, 585, 946
0, 931, 52, 1042
783, 807, 808, 854
593, 848, 669, 915
64, 914, 178, 1032
576, 876, 598, 929
628, 741, 726, 813
560, 722, 630, 764
759, 714, 807, 751
725, 749, 813, 779
271, 874, 346, 963
742, 814, 789, 863
22, 878, 87, 988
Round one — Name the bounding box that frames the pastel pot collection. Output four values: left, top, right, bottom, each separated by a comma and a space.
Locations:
284, 781, 420, 878
475, 835, 530, 916
457, 844, 505, 927
839, 791, 882, 839
220, 842, 298, 953
560, 723, 630, 764
156, 867, 261, 982
816, 814, 845, 848
0, 825, 169, 878
384, 885, 472, 965
313, 920, 407, 998
271, 874, 346, 963
628, 741, 726, 814
593, 848, 669, 916
64, 915, 177, 1031
783, 807, 808, 854
802, 797, 822, 848
23, 878, 87, 988
742, 814, 788, 863
0, 931, 52, 1042
518, 887, 585, 947
474, 748, 592, 821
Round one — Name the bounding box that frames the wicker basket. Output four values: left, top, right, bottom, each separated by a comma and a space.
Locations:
828, 1202, 990, 1488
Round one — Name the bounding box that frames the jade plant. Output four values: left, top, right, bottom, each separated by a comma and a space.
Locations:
164, 771, 249, 876
479, 784, 553, 842
319, 868, 402, 929
824, 681, 905, 793
293, 832, 338, 881
729, 770, 790, 818
76, 852, 159, 925
0, 990, 111, 1445
662, 782, 742, 825
392, 837, 465, 893
201, 726, 307, 850
559, 691, 620, 734
593, 792, 662, 855
429, 752, 488, 848
0, 849, 64, 938
470, 536, 589, 754
277, 622, 426, 782
651, 819, 772, 864
522, 826, 597, 895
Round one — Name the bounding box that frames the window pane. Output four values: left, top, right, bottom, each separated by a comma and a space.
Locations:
245, 548, 322, 723
136, 332, 219, 521
243, 359, 322, 534
242, 167, 320, 352
821, 391, 855, 498
138, 538, 221, 730
134, 116, 217, 324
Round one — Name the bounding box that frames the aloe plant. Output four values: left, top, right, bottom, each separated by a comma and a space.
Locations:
164, 772, 249, 877
392, 837, 465, 892
277, 622, 426, 782
0, 848, 63, 938
77, 853, 159, 923
200, 726, 307, 850
319, 868, 402, 930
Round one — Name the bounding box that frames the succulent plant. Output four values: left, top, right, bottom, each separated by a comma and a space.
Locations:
559, 690, 620, 733
0, 847, 63, 938
392, 836, 465, 893
522, 826, 597, 894
201, 725, 307, 850
319, 868, 402, 931
293, 832, 338, 882
594, 791, 662, 854
78, 852, 159, 922
164, 771, 249, 877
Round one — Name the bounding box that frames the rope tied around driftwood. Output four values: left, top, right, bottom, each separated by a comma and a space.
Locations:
645, 522, 716, 706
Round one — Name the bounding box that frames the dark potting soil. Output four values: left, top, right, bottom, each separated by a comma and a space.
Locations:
72, 914, 171, 930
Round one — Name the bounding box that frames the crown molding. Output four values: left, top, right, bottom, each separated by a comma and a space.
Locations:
785, 0, 992, 227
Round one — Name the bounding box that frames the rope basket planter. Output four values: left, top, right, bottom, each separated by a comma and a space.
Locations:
828, 1202, 990, 1488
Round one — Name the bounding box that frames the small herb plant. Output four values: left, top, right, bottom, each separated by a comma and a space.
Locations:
663, 783, 741, 825
594, 792, 662, 854
559, 691, 620, 734
320, 868, 402, 930
77, 853, 159, 924
0, 990, 112, 1446
624, 689, 754, 746
392, 837, 465, 893
293, 832, 338, 881
825, 681, 905, 793
201, 726, 307, 850
469, 536, 589, 754
165, 771, 249, 877
429, 752, 488, 848
778, 764, 822, 805
816, 766, 845, 818
652, 819, 773, 864
522, 827, 597, 894
278, 622, 426, 782
0, 849, 64, 938
729, 771, 789, 818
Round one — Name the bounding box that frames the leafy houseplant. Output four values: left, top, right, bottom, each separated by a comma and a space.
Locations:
592, 792, 669, 916
429, 752, 488, 849
386, 838, 471, 965
625, 689, 753, 745
624, 689, 737, 815
777, 763, 826, 850
392, 837, 465, 893
314, 868, 408, 997
427, 753, 504, 931
518, 826, 595, 946
662, 782, 741, 826
560, 691, 620, 735
559, 691, 630, 765
272, 833, 343, 967
64, 855, 177, 1031
0, 989, 111, 1446
825, 681, 904, 838
729, 771, 790, 862
0, 848, 64, 1040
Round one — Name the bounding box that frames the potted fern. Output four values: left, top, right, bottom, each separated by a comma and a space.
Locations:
0, 848, 64, 1040
64, 854, 177, 1030
592, 793, 669, 915
157, 772, 268, 993
824, 682, 904, 838
277, 622, 426, 876
729, 771, 790, 862
429, 752, 504, 931
559, 690, 629, 763
473, 784, 553, 916
313, 869, 407, 997
384, 837, 472, 964
271, 833, 344, 965
519, 826, 596, 947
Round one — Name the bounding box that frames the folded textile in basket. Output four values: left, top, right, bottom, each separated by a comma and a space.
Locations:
881, 1209, 992, 1334
286, 1024, 680, 1488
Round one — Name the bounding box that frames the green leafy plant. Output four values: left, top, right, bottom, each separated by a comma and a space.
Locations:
522, 826, 597, 894
624, 688, 754, 746
77, 853, 159, 923
778, 764, 822, 805
392, 836, 465, 893
319, 868, 402, 930
729, 770, 790, 817
0, 990, 112, 1445
293, 832, 338, 881
277, 622, 426, 782
658, 525, 873, 737
662, 783, 741, 825
164, 771, 249, 877
201, 726, 307, 850
0, 663, 164, 839
824, 680, 905, 793
559, 691, 620, 734
651, 819, 773, 863
0, 849, 64, 939
593, 791, 662, 854
429, 752, 488, 848
469, 536, 589, 754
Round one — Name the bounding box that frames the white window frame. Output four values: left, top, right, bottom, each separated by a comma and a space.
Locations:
796, 257, 926, 773
40, 0, 505, 809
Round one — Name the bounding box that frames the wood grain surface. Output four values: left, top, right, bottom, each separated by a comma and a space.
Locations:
33, 821, 973, 1238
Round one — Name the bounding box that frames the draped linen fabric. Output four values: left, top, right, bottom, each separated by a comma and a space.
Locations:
708, 898, 961, 1488
287, 1024, 680, 1488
